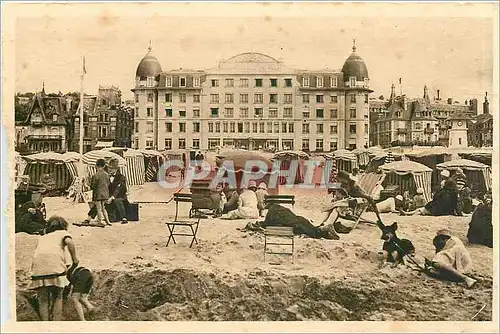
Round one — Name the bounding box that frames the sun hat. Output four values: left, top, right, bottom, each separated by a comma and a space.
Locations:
395, 195, 403, 201
258, 182, 267, 190
416, 188, 424, 194
436, 229, 452, 237
440, 170, 450, 178
248, 180, 257, 188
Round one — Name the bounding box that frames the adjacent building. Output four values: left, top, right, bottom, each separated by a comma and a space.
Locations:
132, 43, 372, 152
369, 85, 477, 148
15, 87, 72, 153
72, 86, 134, 152
468, 93, 493, 147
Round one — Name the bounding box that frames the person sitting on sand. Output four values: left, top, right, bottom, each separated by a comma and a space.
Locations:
401, 180, 459, 216
255, 182, 269, 217
412, 188, 427, 210
15, 200, 46, 235
467, 192, 492, 248
222, 187, 240, 214
424, 229, 477, 289
29, 216, 79, 321
224, 181, 260, 220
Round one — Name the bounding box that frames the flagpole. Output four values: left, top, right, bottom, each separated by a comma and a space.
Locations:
75, 55, 86, 203
79, 55, 85, 174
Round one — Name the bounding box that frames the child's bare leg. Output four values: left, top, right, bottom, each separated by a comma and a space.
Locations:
51, 288, 63, 321
101, 201, 111, 225
72, 292, 86, 321
96, 202, 104, 224
37, 287, 50, 321
433, 262, 477, 288
80, 294, 95, 312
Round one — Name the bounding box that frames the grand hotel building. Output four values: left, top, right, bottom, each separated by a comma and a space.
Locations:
132, 43, 372, 152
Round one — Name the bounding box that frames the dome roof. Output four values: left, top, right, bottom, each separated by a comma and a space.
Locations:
342, 43, 369, 82
136, 46, 162, 79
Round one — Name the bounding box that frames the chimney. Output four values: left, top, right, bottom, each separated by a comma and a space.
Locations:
483, 92, 489, 114
447, 98, 452, 105
437, 89, 440, 100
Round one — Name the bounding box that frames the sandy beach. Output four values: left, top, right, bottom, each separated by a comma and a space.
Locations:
15, 183, 493, 321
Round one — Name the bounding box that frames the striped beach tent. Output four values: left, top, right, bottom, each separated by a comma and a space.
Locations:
101, 148, 146, 186
23, 152, 79, 193
138, 150, 165, 182
379, 161, 433, 202
437, 159, 491, 194
82, 150, 126, 184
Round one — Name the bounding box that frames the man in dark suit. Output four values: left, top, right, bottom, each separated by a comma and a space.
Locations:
82, 158, 129, 225
106, 158, 128, 224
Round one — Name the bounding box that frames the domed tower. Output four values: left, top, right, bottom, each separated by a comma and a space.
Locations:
135, 42, 162, 87
341, 39, 372, 149
132, 42, 162, 149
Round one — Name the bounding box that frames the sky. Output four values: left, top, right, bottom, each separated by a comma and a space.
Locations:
15, 10, 494, 107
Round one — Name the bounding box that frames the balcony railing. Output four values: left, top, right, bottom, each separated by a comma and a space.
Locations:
424, 128, 435, 134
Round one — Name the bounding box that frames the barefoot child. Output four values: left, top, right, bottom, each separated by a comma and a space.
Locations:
91, 158, 111, 227
66, 264, 95, 321
29, 216, 79, 321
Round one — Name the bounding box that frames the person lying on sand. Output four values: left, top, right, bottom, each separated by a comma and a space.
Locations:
424, 229, 477, 289
372, 195, 405, 214
243, 202, 339, 240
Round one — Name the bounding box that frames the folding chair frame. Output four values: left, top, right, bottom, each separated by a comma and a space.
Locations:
165, 218, 200, 248
263, 226, 295, 264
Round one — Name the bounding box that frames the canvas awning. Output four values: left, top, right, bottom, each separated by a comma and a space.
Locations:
94, 141, 114, 148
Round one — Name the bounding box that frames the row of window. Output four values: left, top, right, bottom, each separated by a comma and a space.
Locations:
138, 107, 366, 120
165, 77, 201, 88
156, 138, 347, 151
136, 120, 367, 135
209, 78, 294, 88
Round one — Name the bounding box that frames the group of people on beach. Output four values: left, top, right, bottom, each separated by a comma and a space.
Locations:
23, 155, 492, 321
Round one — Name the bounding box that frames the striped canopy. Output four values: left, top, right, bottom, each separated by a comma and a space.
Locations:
273, 150, 310, 160
22, 151, 79, 192
82, 150, 126, 166
102, 148, 145, 186
379, 161, 433, 202
437, 158, 491, 192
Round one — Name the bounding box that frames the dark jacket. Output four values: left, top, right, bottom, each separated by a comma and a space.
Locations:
425, 181, 458, 216
15, 201, 46, 234
91, 169, 110, 201
109, 171, 127, 199
467, 203, 493, 248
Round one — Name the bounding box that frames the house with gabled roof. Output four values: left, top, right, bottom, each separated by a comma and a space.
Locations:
15, 86, 71, 153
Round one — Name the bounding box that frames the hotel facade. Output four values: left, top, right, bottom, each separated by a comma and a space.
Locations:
132, 44, 372, 152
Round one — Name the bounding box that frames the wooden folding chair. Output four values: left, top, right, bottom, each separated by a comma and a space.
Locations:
263, 226, 295, 264
165, 218, 200, 248
331, 198, 372, 233
264, 195, 296, 209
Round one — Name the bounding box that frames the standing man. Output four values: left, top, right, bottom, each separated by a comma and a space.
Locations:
106, 158, 129, 224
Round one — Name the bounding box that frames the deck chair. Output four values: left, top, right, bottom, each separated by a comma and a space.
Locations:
328, 197, 373, 234
357, 172, 386, 197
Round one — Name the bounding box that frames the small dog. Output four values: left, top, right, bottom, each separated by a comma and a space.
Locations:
380, 222, 415, 266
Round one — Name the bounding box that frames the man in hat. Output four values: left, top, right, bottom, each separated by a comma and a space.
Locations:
80, 158, 128, 225
105, 158, 129, 224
